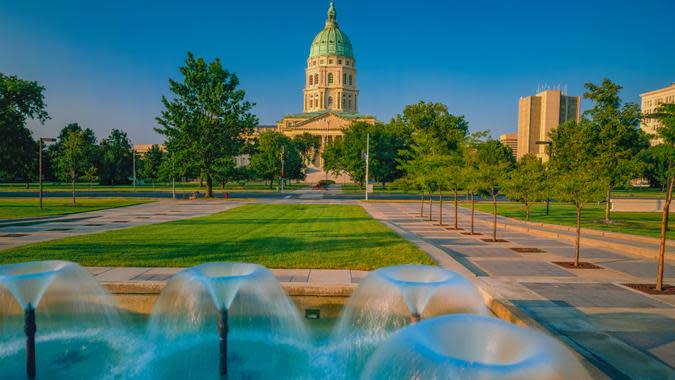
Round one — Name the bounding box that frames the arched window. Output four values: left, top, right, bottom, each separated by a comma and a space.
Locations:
328, 73, 334, 84
349, 75, 353, 85
328, 96, 333, 107
309, 75, 313, 86
343, 73, 347, 84
314, 74, 318, 85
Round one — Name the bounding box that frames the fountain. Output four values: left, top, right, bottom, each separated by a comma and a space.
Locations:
143, 262, 308, 379
0, 260, 125, 380
330, 265, 489, 377
362, 314, 591, 379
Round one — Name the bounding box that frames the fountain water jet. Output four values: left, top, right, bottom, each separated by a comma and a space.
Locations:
146, 262, 308, 379
0, 260, 122, 379
330, 265, 489, 377
362, 314, 591, 380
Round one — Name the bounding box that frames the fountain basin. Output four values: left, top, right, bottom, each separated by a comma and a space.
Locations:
362, 314, 591, 380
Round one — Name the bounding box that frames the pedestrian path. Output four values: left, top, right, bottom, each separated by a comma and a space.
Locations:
362, 201, 675, 380
0, 200, 241, 251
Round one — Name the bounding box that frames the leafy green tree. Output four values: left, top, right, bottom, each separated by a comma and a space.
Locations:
250, 131, 303, 188
502, 154, 546, 221
156, 52, 257, 197
638, 144, 675, 190
322, 138, 346, 179
0, 73, 49, 185
293, 133, 321, 166
582, 79, 649, 223
53, 129, 93, 204
140, 144, 164, 187
644, 103, 675, 290
474, 139, 514, 241
439, 153, 465, 228
83, 165, 98, 190
99, 129, 132, 185
549, 120, 607, 267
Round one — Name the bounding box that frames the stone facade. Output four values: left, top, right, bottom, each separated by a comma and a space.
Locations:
640, 83, 675, 145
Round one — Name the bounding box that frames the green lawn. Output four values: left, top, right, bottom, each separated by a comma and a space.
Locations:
466, 201, 667, 239
0, 204, 433, 269
0, 198, 151, 220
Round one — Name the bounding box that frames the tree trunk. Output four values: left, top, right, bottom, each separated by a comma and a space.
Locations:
471, 193, 475, 234
429, 192, 433, 221
546, 198, 550, 216
420, 193, 424, 217
575, 203, 582, 267
25, 177, 30, 189
438, 191, 444, 226
656, 176, 674, 291
206, 175, 213, 198
492, 192, 497, 241
525, 202, 530, 221
454, 189, 459, 229
71, 176, 76, 206
604, 185, 613, 224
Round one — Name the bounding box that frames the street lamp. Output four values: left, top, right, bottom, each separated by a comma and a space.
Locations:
38, 137, 56, 210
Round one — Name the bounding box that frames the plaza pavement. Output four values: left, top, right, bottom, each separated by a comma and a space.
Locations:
362, 201, 675, 380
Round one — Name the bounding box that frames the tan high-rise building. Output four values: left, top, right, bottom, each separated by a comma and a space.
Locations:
517, 89, 580, 161
499, 133, 518, 158
640, 83, 675, 145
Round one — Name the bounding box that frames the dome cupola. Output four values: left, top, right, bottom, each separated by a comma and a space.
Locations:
309, 1, 354, 59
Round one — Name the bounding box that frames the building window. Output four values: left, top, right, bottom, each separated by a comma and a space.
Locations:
328, 73, 334, 84
328, 96, 333, 108
314, 74, 318, 85
309, 75, 313, 86
343, 73, 347, 84
338, 59, 342, 64
349, 75, 353, 85
320, 60, 325, 65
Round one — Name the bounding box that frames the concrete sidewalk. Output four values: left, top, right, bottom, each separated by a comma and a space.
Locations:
363, 201, 675, 380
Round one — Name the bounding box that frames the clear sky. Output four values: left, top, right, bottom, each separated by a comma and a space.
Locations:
2, 0, 674, 143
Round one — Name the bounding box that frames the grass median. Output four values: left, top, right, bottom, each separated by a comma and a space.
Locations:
0, 204, 434, 269
0, 198, 151, 220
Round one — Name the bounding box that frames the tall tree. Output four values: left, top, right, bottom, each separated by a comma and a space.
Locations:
156, 52, 257, 197
549, 120, 607, 266
53, 129, 93, 205
644, 103, 675, 291
293, 132, 321, 167
474, 139, 514, 242
502, 154, 546, 221
583, 79, 649, 223
0, 73, 49, 185
140, 144, 164, 187
250, 131, 303, 188
99, 129, 132, 185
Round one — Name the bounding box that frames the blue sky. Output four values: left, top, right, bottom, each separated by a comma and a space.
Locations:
2, 0, 674, 143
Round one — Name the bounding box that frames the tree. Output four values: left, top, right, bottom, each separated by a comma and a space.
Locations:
440, 153, 465, 229
293, 132, 320, 167
638, 144, 675, 190
0, 73, 49, 185
323, 138, 346, 179
644, 103, 675, 291
156, 52, 257, 197
549, 120, 607, 267
250, 131, 303, 188
474, 139, 514, 241
583, 79, 649, 224
502, 154, 546, 221
50, 123, 98, 184
140, 144, 164, 187
99, 129, 132, 185
53, 129, 93, 205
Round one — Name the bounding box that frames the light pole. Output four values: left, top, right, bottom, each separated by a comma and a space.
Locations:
38, 137, 56, 210
132, 148, 136, 192
365, 133, 370, 201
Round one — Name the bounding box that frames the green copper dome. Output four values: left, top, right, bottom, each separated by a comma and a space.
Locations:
309, 1, 354, 59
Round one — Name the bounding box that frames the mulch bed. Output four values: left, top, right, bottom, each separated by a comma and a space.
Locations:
481, 239, 510, 243
553, 261, 603, 269
461, 232, 483, 236
445, 227, 464, 231
623, 283, 675, 295
0, 233, 28, 237
48, 228, 72, 231
510, 247, 546, 253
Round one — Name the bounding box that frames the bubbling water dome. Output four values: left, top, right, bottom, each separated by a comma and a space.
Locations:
0, 260, 125, 380
362, 314, 591, 380
330, 265, 489, 377
144, 262, 308, 379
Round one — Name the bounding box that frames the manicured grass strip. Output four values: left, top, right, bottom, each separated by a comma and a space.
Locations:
464, 201, 667, 239
0, 198, 151, 220
0, 204, 434, 270
0, 182, 306, 193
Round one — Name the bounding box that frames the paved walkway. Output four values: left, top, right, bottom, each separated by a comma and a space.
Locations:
362, 201, 675, 380
0, 200, 240, 251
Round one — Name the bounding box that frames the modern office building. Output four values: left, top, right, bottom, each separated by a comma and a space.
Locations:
640, 83, 675, 145
517, 89, 580, 161
499, 133, 518, 158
